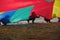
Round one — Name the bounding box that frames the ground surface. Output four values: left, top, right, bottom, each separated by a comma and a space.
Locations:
0, 23, 60, 40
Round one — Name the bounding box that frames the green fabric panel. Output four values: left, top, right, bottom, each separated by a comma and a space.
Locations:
10, 6, 34, 22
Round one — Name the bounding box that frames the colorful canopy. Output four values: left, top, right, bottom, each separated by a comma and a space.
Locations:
0, 0, 54, 19
0, 0, 60, 23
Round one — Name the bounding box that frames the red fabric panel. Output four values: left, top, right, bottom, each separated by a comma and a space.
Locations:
31, 0, 54, 19
0, 0, 39, 12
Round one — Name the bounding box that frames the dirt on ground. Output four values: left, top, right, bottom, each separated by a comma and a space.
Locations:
0, 23, 60, 40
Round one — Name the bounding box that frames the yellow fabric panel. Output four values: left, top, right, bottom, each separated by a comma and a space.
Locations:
53, 0, 60, 18
0, 12, 4, 14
